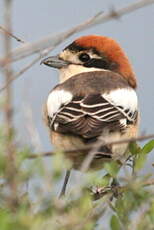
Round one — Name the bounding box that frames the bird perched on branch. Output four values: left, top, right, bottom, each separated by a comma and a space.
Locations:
41, 35, 139, 196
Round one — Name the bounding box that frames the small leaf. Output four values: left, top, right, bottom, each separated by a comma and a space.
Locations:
129, 142, 141, 155
134, 140, 154, 171
104, 162, 120, 178
89, 173, 111, 187
110, 215, 121, 230
141, 140, 154, 155
134, 154, 147, 171
101, 173, 112, 187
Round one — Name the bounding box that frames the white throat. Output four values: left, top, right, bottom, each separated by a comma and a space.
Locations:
59, 64, 108, 83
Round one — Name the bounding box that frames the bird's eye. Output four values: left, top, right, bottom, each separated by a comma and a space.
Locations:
79, 53, 90, 62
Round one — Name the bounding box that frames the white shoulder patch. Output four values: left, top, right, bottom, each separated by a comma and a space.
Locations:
47, 89, 73, 117
102, 88, 138, 112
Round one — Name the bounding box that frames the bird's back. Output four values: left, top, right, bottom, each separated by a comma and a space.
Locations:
44, 71, 138, 169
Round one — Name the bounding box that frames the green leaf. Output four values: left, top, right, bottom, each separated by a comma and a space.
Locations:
148, 200, 154, 223
129, 142, 141, 155
141, 140, 154, 155
134, 140, 154, 171
110, 215, 121, 230
134, 154, 147, 171
88, 173, 111, 188
104, 162, 120, 178
101, 173, 112, 187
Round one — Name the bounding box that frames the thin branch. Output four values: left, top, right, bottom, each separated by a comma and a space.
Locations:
143, 178, 154, 187
3, 0, 18, 210
0, 12, 103, 65
92, 177, 154, 201
74, 195, 110, 230
0, 0, 153, 65
27, 151, 55, 159
26, 133, 154, 159
0, 25, 25, 43
0, 47, 53, 93
80, 133, 154, 173
94, 133, 154, 147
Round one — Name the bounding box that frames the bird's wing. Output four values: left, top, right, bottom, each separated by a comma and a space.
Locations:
46, 87, 138, 139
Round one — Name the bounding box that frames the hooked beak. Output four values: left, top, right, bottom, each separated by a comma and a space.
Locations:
41, 55, 69, 69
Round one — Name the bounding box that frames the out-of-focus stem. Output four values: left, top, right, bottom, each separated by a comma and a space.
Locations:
3, 0, 18, 211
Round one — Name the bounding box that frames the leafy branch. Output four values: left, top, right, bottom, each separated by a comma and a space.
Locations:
27, 133, 154, 160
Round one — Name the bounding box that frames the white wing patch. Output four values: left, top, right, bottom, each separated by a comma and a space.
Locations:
103, 88, 138, 121
47, 89, 73, 117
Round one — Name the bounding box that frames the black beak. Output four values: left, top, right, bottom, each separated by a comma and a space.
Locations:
40, 55, 69, 69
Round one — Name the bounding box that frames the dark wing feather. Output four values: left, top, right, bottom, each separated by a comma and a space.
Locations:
49, 94, 134, 139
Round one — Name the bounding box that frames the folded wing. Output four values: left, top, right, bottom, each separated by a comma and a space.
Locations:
47, 88, 138, 139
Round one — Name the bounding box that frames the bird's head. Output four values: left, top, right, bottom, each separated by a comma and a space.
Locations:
42, 35, 136, 88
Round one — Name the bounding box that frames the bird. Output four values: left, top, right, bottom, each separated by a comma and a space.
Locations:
41, 35, 139, 196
